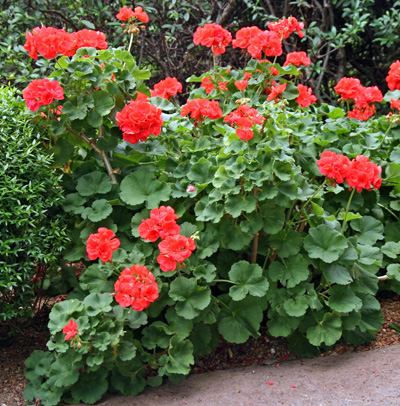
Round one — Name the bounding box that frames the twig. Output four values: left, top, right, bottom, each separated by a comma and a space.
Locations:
36, 9, 79, 30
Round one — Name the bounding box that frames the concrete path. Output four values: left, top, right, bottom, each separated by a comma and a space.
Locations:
95, 345, 400, 406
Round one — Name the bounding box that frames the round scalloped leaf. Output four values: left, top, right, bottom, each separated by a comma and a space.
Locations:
120, 170, 171, 209
225, 194, 257, 218
83, 293, 113, 316
70, 368, 108, 404
260, 202, 285, 235
218, 296, 264, 343
304, 224, 348, 263
169, 277, 211, 319
79, 264, 113, 293
306, 312, 342, 346
269, 230, 303, 258
81, 199, 113, 222
350, 216, 384, 245
322, 264, 353, 285
76, 171, 113, 197
162, 336, 194, 375
268, 254, 310, 288
328, 285, 363, 313
228, 261, 269, 301
48, 299, 84, 334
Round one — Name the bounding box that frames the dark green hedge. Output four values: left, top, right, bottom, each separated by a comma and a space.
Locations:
0, 86, 68, 321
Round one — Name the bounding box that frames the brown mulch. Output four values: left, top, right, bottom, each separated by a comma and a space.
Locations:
1, 293, 399, 406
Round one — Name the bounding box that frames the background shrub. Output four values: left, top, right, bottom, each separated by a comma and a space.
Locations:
0, 86, 68, 321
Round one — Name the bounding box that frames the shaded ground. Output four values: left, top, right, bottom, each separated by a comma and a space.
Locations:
0, 294, 399, 406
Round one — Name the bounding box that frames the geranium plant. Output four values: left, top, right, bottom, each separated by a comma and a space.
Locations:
23, 8, 400, 406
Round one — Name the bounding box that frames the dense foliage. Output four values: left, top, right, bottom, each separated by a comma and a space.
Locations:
19, 7, 400, 405
0, 86, 67, 321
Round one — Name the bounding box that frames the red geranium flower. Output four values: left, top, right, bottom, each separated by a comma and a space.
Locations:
201, 76, 228, 95
247, 30, 282, 59
181, 98, 223, 121
235, 80, 248, 91
224, 104, 264, 141
114, 265, 159, 311
151, 77, 182, 99
116, 6, 135, 21
193, 23, 232, 55
232, 26, 263, 49
157, 234, 196, 272
348, 85, 383, 121
132, 6, 149, 23
63, 319, 78, 341
86, 227, 120, 262
23, 78, 64, 112
284, 51, 311, 67
296, 84, 317, 108
390, 98, 400, 112
386, 60, 400, 91
316, 151, 351, 184
346, 155, 382, 192
268, 16, 305, 39
334, 77, 362, 101
116, 99, 163, 144
267, 82, 287, 102
139, 206, 180, 242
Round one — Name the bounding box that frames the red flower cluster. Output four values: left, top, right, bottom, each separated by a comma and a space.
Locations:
267, 82, 287, 102
201, 76, 228, 95
24, 26, 107, 60
193, 23, 232, 55
316, 151, 382, 192
296, 84, 317, 108
114, 265, 159, 310
268, 16, 305, 39
391, 98, 400, 112
235, 80, 248, 91
247, 30, 282, 59
284, 51, 311, 67
232, 26, 262, 49
346, 155, 382, 192
63, 319, 78, 341
224, 104, 264, 141
139, 206, 180, 242
151, 77, 182, 99
116, 6, 149, 23
23, 79, 64, 112
116, 100, 163, 144
157, 234, 196, 272
181, 98, 223, 121
386, 60, 400, 91
334, 77, 383, 121
86, 227, 120, 263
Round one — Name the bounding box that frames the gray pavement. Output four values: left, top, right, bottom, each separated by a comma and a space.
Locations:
94, 344, 400, 406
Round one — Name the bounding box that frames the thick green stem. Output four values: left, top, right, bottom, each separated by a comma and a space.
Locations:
341, 188, 356, 235
213, 279, 239, 284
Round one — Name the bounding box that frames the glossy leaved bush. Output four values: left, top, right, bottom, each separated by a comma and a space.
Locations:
22, 13, 400, 406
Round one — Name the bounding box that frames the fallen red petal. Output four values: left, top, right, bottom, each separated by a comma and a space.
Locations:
267, 382, 274, 386
290, 385, 297, 388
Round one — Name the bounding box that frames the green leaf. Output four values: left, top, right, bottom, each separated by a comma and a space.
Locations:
350, 216, 384, 245
187, 158, 216, 184
81, 199, 113, 222
283, 295, 309, 317
381, 241, 400, 259
228, 261, 269, 301
161, 337, 194, 375
268, 254, 310, 288
196, 226, 220, 259
287, 331, 320, 357
76, 171, 112, 197
120, 171, 171, 209
328, 285, 363, 313
350, 264, 379, 295
193, 262, 217, 283
92, 90, 115, 116
304, 224, 348, 263
71, 368, 108, 404
273, 160, 294, 181
267, 308, 301, 337
385, 162, 400, 185
165, 307, 193, 339
195, 198, 224, 223
217, 218, 253, 250
48, 359, 80, 388
48, 299, 84, 334
218, 296, 264, 343
62, 193, 86, 213
282, 81, 300, 100
322, 264, 353, 285
49, 137, 75, 165
142, 321, 172, 349
225, 194, 257, 218
358, 293, 383, 334
387, 264, 400, 282
356, 244, 382, 266
306, 313, 342, 346
169, 277, 211, 319
118, 335, 137, 361
260, 202, 285, 234
79, 263, 113, 293
110, 360, 146, 396
269, 230, 303, 258
83, 293, 113, 316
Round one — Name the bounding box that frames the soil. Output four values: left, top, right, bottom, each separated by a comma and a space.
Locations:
1, 293, 399, 406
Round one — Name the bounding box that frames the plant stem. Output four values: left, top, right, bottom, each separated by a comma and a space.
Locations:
341, 188, 356, 235
213, 279, 238, 284
66, 127, 118, 184
377, 121, 393, 150
127, 32, 135, 55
